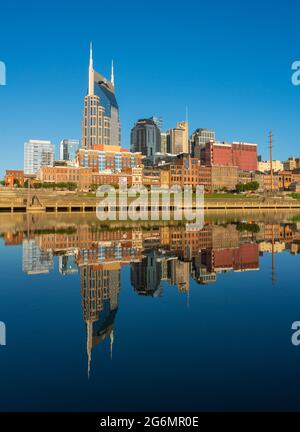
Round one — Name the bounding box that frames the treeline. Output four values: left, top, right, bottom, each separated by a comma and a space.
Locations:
26, 181, 78, 191
235, 181, 260, 192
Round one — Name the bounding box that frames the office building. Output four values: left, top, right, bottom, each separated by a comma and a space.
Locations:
201, 141, 258, 171
22, 239, 54, 275
283, 158, 300, 171
167, 121, 189, 155
82, 44, 120, 149
130, 118, 161, 164
130, 250, 162, 297
258, 160, 283, 172
24, 140, 54, 175
59, 254, 78, 275
190, 128, 216, 157
160, 132, 167, 154
150, 116, 163, 130
80, 264, 120, 375
59, 139, 80, 162
77, 146, 143, 172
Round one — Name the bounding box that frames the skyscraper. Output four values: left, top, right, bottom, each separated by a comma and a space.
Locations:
82, 44, 121, 149
130, 118, 161, 164
24, 139, 54, 175
59, 139, 80, 162
166, 121, 189, 155
22, 239, 54, 275
190, 128, 216, 157
80, 264, 120, 376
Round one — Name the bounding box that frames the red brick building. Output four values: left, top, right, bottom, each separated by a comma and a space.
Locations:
37, 166, 92, 189
5, 170, 24, 187
201, 141, 258, 171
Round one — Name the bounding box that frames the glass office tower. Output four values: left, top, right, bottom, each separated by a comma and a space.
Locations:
82, 44, 121, 149
59, 139, 80, 162
24, 139, 54, 175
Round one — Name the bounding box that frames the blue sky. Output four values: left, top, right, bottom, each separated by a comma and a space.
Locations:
0, 0, 300, 176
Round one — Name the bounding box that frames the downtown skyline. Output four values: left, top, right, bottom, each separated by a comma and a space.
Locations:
1, 0, 300, 177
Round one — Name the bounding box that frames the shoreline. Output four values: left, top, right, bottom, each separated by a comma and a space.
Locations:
1, 202, 300, 214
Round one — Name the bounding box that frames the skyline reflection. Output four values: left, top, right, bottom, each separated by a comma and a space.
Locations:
1, 214, 300, 377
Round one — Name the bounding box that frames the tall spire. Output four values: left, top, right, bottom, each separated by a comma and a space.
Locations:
89, 42, 93, 68
88, 42, 94, 96
86, 320, 93, 379
111, 60, 115, 86
110, 329, 114, 360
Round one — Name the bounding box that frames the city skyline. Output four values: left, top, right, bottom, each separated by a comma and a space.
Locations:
1, 1, 300, 177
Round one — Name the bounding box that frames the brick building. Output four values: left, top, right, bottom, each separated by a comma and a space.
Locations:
211, 165, 238, 191
77, 145, 143, 173
201, 141, 258, 171
5, 170, 24, 187
37, 166, 92, 189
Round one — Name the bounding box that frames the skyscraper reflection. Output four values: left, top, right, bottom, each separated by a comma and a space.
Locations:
3, 216, 300, 370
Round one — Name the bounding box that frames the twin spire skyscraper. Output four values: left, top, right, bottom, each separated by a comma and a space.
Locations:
82, 43, 120, 149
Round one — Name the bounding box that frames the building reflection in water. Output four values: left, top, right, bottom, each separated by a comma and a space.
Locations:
80, 264, 120, 377
3, 218, 300, 374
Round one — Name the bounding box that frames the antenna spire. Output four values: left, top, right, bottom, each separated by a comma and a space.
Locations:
89, 42, 93, 68
111, 60, 115, 86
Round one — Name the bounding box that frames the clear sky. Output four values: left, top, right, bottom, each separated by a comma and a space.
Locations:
0, 0, 300, 176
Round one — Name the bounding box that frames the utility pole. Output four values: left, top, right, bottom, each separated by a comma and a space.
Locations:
269, 131, 274, 192
271, 223, 275, 285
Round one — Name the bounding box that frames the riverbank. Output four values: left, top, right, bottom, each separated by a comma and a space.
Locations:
0, 189, 299, 213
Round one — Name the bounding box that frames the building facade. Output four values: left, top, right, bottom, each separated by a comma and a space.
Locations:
258, 160, 283, 172
5, 170, 24, 187
190, 128, 216, 157
82, 44, 120, 149
24, 140, 54, 175
211, 165, 239, 191
130, 118, 161, 164
59, 139, 80, 162
167, 121, 189, 155
37, 166, 92, 189
77, 146, 143, 173
283, 158, 300, 171
201, 141, 258, 171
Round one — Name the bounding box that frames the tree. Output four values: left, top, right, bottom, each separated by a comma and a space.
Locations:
236, 181, 259, 193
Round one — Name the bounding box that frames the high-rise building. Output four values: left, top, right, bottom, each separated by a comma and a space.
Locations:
150, 116, 163, 130
82, 44, 120, 149
59, 254, 78, 275
22, 239, 54, 275
80, 264, 120, 375
24, 140, 54, 175
167, 121, 189, 155
130, 250, 162, 297
130, 118, 161, 164
160, 132, 167, 154
190, 128, 215, 157
59, 139, 80, 162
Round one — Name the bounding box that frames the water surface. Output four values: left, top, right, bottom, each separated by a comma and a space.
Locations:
1, 213, 300, 411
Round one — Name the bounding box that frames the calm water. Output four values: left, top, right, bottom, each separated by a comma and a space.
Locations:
1, 212, 300, 412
